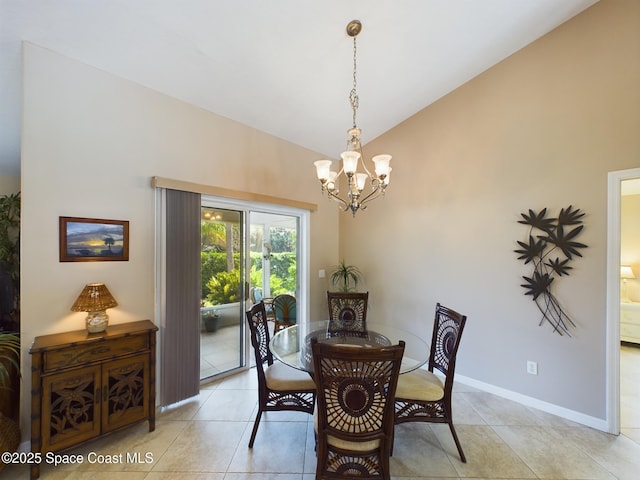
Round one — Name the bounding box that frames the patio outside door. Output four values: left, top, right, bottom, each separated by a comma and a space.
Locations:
199, 204, 304, 380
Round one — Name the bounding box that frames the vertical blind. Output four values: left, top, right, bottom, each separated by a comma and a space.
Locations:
161, 188, 201, 406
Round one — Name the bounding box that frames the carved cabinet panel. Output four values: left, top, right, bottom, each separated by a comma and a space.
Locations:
30, 320, 157, 480
102, 353, 149, 432
41, 364, 101, 451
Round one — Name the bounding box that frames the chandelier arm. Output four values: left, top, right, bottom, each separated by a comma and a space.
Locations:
360, 153, 374, 178
325, 189, 350, 209
358, 185, 386, 206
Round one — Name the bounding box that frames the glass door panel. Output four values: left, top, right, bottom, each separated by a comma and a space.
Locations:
250, 213, 298, 296
200, 206, 244, 380
249, 212, 299, 333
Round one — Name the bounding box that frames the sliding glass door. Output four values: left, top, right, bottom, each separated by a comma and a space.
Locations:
155, 183, 311, 406
199, 198, 308, 381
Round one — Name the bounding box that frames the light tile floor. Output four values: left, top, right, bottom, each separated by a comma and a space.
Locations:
4, 346, 640, 480
200, 325, 245, 380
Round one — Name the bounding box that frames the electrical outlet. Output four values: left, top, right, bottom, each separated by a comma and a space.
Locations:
527, 361, 538, 375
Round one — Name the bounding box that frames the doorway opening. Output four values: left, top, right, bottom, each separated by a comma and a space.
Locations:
606, 168, 640, 434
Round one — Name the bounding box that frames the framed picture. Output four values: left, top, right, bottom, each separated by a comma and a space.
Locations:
59, 217, 129, 262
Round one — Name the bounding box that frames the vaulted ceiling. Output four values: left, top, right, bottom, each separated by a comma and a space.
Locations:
0, 0, 599, 176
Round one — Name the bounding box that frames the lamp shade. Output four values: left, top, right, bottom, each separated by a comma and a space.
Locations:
355, 173, 368, 191
71, 283, 118, 312
621, 265, 636, 280
372, 154, 392, 177
340, 151, 361, 174
314, 160, 332, 181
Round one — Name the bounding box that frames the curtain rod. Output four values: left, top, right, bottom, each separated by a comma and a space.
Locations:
151, 176, 317, 212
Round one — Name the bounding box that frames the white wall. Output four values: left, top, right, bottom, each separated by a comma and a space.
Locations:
20, 43, 339, 436
341, 0, 639, 425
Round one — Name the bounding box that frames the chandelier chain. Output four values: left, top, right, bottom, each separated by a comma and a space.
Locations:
350, 35, 359, 128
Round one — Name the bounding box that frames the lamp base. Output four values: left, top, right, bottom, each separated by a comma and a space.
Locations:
86, 311, 109, 333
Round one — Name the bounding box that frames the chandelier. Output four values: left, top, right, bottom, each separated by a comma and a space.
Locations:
314, 20, 392, 217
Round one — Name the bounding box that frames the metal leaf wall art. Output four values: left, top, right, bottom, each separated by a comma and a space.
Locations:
514, 206, 588, 336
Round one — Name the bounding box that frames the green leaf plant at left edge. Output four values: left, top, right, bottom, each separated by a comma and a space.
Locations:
514, 206, 588, 336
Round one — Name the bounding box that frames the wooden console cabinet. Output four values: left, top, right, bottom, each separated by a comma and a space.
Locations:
29, 320, 158, 479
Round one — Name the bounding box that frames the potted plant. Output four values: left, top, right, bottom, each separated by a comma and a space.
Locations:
202, 308, 220, 333
0, 192, 20, 470
330, 260, 363, 292
0, 331, 21, 470
0, 192, 20, 331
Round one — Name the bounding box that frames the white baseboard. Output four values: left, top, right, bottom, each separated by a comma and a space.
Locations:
455, 374, 611, 433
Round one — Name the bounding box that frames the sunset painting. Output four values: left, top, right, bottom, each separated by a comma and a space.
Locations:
60, 217, 129, 261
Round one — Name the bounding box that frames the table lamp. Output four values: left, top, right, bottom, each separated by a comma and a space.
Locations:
71, 283, 118, 333
620, 265, 636, 303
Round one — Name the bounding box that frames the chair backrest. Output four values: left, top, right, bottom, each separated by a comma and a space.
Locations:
326, 291, 369, 336
251, 287, 263, 304
273, 294, 297, 322
312, 338, 405, 478
246, 301, 273, 385
429, 303, 467, 382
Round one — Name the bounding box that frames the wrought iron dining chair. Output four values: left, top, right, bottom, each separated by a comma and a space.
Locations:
251, 286, 275, 323
246, 301, 315, 447
311, 337, 405, 480
327, 291, 369, 337
394, 302, 468, 462
273, 293, 297, 332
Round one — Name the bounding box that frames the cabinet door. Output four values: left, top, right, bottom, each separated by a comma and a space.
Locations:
41, 364, 101, 451
102, 353, 150, 432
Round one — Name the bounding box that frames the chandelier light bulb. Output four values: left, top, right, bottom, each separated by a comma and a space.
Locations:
327, 171, 338, 191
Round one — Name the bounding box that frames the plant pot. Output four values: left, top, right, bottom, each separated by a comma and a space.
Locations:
0, 412, 20, 471
0, 332, 20, 421
204, 315, 220, 332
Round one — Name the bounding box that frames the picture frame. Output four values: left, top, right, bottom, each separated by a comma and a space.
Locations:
59, 217, 129, 262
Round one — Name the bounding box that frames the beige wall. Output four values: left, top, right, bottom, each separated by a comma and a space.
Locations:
341, 0, 639, 423
19, 43, 339, 436
621, 194, 640, 301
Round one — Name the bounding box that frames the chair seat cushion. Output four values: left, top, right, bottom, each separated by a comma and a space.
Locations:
395, 368, 445, 401
313, 409, 380, 452
265, 361, 316, 391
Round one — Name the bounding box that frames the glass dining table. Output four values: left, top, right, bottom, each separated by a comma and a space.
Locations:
269, 320, 430, 374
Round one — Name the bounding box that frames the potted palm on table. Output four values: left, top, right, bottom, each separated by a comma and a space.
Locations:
330, 260, 363, 292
